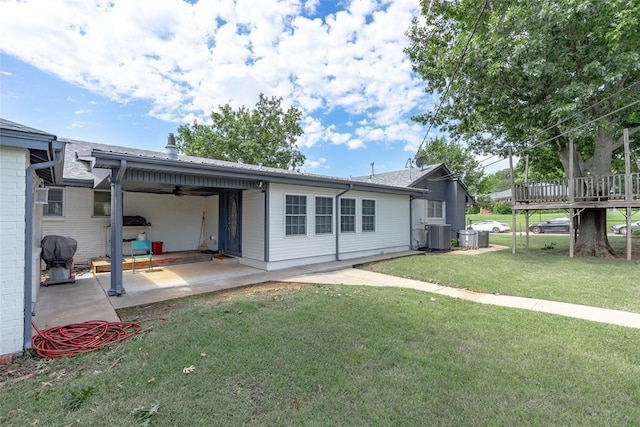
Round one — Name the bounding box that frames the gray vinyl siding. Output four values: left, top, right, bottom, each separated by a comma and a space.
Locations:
242, 189, 264, 262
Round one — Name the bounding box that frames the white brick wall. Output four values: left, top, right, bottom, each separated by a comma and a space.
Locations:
0, 146, 28, 356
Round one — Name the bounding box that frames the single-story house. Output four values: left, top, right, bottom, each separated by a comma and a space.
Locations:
1, 117, 472, 359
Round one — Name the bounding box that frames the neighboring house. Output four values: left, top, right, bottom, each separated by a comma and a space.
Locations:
352, 164, 474, 247
489, 189, 512, 203
0, 119, 64, 358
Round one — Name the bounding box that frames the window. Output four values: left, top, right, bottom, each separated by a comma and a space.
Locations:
93, 190, 111, 217
285, 194, 306, 236
340, 198, 356, 232
315, 196, 333, 234
428, 200, 443, 218
43, 188, 63, 216
362, 199, 375, 232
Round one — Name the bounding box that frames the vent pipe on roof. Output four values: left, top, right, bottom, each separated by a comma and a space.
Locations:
370, 162, 374, 177
166, 133, 178, 160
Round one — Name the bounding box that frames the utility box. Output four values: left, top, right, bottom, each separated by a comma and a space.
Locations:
458, 229, 478, 248
427, 224, 451, 251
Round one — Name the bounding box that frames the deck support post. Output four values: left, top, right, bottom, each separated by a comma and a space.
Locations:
624, 128, 632, 261
569, 139, 575, 258
509, 147, 516, 255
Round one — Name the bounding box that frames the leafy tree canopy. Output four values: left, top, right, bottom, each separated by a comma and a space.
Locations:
177, 93, 305, 169
478, 169, 511, 195
417, 136, 484, 194
405, 0, 640, 178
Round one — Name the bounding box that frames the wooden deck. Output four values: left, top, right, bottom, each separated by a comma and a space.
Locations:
512, 173, 640, 210
91, 250, 222, 274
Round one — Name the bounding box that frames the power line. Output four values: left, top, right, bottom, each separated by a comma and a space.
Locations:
516, 97, 640, 155
415, 0, 489, 155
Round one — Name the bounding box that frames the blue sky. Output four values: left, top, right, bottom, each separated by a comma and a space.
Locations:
0, 0, 506, 178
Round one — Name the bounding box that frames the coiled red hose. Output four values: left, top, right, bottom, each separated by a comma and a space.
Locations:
31, 319, 164, 359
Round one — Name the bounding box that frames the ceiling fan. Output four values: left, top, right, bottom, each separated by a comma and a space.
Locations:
172, 185, 184, 196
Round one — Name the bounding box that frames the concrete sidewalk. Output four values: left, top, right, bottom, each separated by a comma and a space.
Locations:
280, 268, 640, 329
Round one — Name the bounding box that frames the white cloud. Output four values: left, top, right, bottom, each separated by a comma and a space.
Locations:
303, 156, 327, 171
0, 0, 430, 158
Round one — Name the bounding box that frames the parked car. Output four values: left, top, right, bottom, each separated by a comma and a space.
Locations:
469, 220, 510, 233
611, 220, 640, 235
529, 217, 571, 234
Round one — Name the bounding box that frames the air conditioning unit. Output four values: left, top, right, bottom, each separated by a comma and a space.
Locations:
427, 224, 451, 251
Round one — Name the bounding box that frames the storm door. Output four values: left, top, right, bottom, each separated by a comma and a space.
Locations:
220, 190, 242, 256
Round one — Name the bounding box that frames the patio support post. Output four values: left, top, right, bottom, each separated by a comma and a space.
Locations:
108, 160, 127, 296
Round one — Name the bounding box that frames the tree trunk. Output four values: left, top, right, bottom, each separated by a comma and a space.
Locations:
570, 121, 617, 258
574, 208, 615, 258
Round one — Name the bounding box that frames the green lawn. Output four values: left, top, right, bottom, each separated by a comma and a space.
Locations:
3, 285, 640, 426
365, 232, 640, 313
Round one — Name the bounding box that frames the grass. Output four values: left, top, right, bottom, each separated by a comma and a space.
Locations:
365, 232, 640, 313
3, 285, 640, 426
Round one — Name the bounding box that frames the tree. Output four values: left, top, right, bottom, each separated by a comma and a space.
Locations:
177, 93, 305, 169
417, 136, 484, 194
477, 169, 511, 195
406, 0, 640, 257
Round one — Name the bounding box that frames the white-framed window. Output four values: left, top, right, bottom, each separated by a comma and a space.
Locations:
340, 198, 356, 232
428, 200, 444, 218
315, 196, 333, 234
93, 190, 111, 217
43, 187, 63, 217
361, 199, 376, 232
285, 194, 307, 236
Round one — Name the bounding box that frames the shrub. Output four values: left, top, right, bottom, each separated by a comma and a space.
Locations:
493, 202, 512, 215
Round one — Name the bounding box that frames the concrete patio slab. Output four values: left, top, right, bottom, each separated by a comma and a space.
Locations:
32, 272, 120, 330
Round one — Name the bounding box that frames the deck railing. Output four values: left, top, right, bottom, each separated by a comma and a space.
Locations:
514, 173, 640, 204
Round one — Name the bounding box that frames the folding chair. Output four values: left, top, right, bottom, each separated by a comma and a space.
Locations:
131, 240, 152, 273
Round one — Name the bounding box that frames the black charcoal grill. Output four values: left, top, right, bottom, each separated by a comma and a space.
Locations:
41, 235, 77, 286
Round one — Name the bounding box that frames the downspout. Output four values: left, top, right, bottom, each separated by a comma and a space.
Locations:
410, 196, 415, 249
24, 148, 63, 350
335, 184, 352, 261
108, 160, 127, 296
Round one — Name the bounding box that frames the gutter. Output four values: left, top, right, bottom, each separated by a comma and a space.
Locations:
335, 184, 352, 261
23, 148, 63, 350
